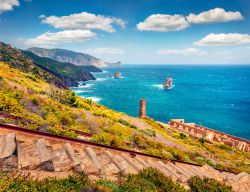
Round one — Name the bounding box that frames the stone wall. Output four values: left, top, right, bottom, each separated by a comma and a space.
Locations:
0, 123, 250, 191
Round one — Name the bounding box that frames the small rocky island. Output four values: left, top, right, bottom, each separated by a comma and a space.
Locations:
163, 78, 173, 89
114, 72, 122, 78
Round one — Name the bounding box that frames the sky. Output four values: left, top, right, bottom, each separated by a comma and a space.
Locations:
0, 0, 250, 64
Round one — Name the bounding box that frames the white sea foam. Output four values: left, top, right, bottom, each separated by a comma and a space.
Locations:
151, 84, 175, 90
83, 84, 94, 88
96, 77, 108, 82
152, 84, 163, 89
167, 85, 175, 89
87, 97, 102, 102
74, 90, 91, 94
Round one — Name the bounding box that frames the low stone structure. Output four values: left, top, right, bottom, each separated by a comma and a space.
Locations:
169, 119, 250, 152
0, 124, 250, 191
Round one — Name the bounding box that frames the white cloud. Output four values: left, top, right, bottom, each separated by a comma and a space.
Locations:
137, 14, 190, 32
25, 29, 96, 46
0, 0, 19, 13
83, 47, 125, 55
157, 48, 206, 55
137, 8, 243, 32
186, 8, 243, 24
195, 33, 250, 46
41, 12, 126, 33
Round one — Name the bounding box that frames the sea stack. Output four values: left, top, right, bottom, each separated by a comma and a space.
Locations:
139, 99, 146, 118
114, 72, 122, 78
163, 78, 173, 89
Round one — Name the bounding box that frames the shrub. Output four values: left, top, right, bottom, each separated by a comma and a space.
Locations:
188, 176, 232, 192
39, 90, 46, 95
77, 100, 92, 110
219, 144, 232, 151
207, 159, 216, 166
47, 126, 77, 138
117, 119, 137, 129
25, 74, 37, 82
179, 133, 188, 139
119, 168, 187, 192
183, 155, 191, 162
31, 97, 39, 106
0, 91, 23, 114
93, 110, 109, 118
85, 99, 92, 106
162, 151, 174, 160
198, 137, 207, 144
61, 90, 78, 107
95, 179, 118, 192
0, 171, 90, 192
91, 132, 125, 147
195, 156, 205, 164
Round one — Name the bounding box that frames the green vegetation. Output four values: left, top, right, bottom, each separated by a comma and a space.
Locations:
23, 50, 95, 87
188, 176, 232, 192
117, 119, 137, 129
0, 61, 250, 173
118, 168, 187, 192
0, 168, 233, 192
0, 46, 250, 174
0, 42, 67, 89
0, 171, 90, 192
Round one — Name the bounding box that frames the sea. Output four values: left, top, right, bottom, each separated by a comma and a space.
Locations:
71, 65, 250, 140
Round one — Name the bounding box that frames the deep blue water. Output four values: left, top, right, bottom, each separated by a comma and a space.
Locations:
71, 65, 250, 140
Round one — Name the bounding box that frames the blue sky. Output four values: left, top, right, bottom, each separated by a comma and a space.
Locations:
0, 0, 250, 64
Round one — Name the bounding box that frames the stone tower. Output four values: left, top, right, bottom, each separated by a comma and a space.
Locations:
139, 99, 146, 118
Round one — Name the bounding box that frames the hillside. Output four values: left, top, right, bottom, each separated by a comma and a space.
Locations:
0, 59, 249, 175
27, 47, 122, 67
23, 51, 96, 87
0, 42, 67, 89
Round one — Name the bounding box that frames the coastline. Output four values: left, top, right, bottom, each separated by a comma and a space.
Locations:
71, 65, 250, 140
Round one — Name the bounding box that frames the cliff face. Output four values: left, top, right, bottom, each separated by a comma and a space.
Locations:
27, 47, 121, 67
23, 51, 95, 87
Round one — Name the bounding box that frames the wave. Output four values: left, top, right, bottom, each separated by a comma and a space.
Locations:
166, 85, 175, 90
151, 84, 175, 90
82, 84, 94, 88
74, 90, 91, 94
152, 84, 163, 89
96, 77, 108, 82
87, 97, 102, 103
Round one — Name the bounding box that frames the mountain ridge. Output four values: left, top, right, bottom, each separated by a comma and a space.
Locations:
23, 50, 97, 87
27, 47, 122, 67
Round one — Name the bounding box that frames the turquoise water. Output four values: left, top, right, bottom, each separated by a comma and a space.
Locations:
71, 65, 250, 140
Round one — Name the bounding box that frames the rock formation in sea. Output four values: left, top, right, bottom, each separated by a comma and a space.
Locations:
114, 72, 122, 78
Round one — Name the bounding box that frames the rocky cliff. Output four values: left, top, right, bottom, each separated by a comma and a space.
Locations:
27, 47, 122, 67
23, 51, 96, 87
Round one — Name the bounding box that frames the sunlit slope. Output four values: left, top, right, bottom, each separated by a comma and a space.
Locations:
0, 61, 249, 173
